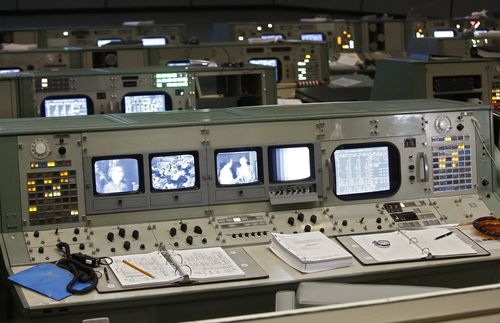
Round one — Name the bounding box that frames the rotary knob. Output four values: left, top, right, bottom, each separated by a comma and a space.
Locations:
30, 138, 51, 159
434, 116, 452, 134
180, 223, 188, 233
169, 228, 177, 237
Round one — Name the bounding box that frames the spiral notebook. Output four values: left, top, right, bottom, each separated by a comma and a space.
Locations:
337, 228, 490, 265
107, 247, 247, 289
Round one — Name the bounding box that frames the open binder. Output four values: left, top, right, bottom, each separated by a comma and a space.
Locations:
97, 247, 267, 293
337, 228, 490, 265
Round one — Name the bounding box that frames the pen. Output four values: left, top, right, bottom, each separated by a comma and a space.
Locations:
434, 231, 453, 240
122, 259, 155, 278
104, 267, 110, 282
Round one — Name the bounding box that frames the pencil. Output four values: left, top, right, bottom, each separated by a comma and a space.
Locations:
122, 259, 155, 278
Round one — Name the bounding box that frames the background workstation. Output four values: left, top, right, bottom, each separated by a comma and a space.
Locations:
1, 1, 500, 323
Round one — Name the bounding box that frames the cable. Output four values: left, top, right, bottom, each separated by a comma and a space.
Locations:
471, 117, 496, 166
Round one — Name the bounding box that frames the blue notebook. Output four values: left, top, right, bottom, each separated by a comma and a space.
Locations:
9, 263, 91, 301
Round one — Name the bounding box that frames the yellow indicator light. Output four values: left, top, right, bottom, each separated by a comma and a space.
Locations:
30, 163, 39, 168
343, 31, 347, 35
27, 180, 36, 185
452, 151, 459, 156
444, 136, 452, 141
59, 171, 68, 176
418, 28, 423, 33
28, 187, 36, 192
305, 54, 311, 59
439, 164, 446, 168
71, 209, 79, 215
439, 157, 446, 162
347, 34, 351, 38
458, 144, 465, 149
342, 45, 349, 49
337, 36, 342, 45
43, 179, 53, 184
452, 163, 457, 168
47, 162, 56, 167
452, 157, 459, 162
44, 192, 53, 198
29, 206, 37, 212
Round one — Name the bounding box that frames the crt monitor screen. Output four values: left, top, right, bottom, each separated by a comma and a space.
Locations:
97, 38, 123, 47
0, 67, 22, 74
248, 58, 281, 82
41, 97, 91, 117
216, 149, 261, 186
141, 37, 167, 46
300, 33, 325, 42
332, 142, 400, 200
93, 156, 142, 195
150, 152, 198, 191
122, 92, 169, 113
261, 34, 285, 40
269, 145, 314, 182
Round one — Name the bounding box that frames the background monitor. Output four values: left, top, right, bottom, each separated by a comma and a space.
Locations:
434, 29, 455, 38
261, 34, 285, 40
41, 96, 92, 117
122, 92, 170, 113
248, 57, 281, 82
215, 148, 262, 186
332, 142, 400, 200
269, 144, 314, 182
93, 156, 143, 195
97, 38, 123, 47
300, 33, 325, 42
141, 37, 168, 46
150, 152, 199, 191
0, 67, 22, 74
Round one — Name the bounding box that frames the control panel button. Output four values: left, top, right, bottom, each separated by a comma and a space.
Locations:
107, 232, 114, 242
123, 241, 131, 250
169, 228, 177, 237
74, 228, 80, 235
304, 225, 311, 232
186, 236, 193, 245
310, 215, 317, 224
34, 231, 40, 238
287, 217, 295, 225
38, 247, 44, 254
58, 147, 67, 155
194, 226, 203, 234
79, 243, 85, 250
132, 230, 139, 240
118, 228, 126, 238
342, 220, 348, 226
180, 223, 188, 233
297, 213, 304, 222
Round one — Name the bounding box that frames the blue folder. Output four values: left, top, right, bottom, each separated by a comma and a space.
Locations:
8, 263, 91, 301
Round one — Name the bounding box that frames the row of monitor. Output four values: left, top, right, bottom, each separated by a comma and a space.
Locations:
40, 92, 170, 117
89, 142, 398, 201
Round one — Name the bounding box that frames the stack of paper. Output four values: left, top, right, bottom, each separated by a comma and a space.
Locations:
269, 232, 353, 273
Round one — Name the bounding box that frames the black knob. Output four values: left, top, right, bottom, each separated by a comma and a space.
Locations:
79, 243, 85, 250
123, 241, 130, 250
342, 220, 348, 226
232, 234, 236, 239
482, 179, 490, 187
238, 233, 243, 238
320, 228, 325, 233
297, 213, 304, 222
58, 147, 67, 155
202, 238, 207, 244
186, 236, 193, 245
194, 226, 203, 234
169, 228, 177, 237
457, 123, 464, 131
132, 230, 139, 240
72, 237, 78, 242
174, 242, 179, 247
310, 215, 318, 224
180, 223, 188, 233
74, 228, 80, 235
34, 231, 39, 238
140, 244, 145, 250
107, 232, 114, 242
251, 232, 255, 237
118, 228, 126, 238
376, 217, 382, 224
263, 231, 267, 236
377, 225, 382, 230
38, 246, 44, 253
287, 217, 295, 226
409, 175, 416, 181
244, 233, 249, 237
111, 247, 116, 252
409, 165, 415, 170
304, 225, 312, 232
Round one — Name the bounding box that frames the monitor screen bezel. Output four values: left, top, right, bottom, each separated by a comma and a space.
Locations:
300, 33, 326, 42
332, 142, 401, 201
149, 151, 200, 192
248, 57, 282, 82
214, 147, 264, 187
40, 95, 94, 117
121, 91, 172, 113
91, 154, 145, 196
268, 143, 315, 183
